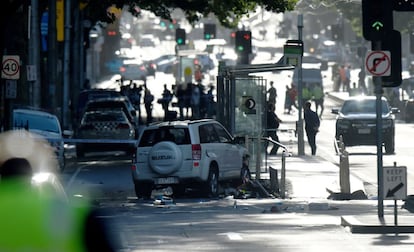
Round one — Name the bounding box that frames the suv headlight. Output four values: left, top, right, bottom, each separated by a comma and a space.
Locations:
336, 119, 350, 129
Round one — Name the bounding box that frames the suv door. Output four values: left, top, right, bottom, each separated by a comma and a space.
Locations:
201, 123, 241, 179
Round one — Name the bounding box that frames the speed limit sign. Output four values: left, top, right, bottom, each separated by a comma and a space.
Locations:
2, 55, 20, 80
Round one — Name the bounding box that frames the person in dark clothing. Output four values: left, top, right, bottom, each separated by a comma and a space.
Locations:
143, 87, 154, 124
304, 101, 320, 155
175, 84, 186, 120
265, 103, 282, 155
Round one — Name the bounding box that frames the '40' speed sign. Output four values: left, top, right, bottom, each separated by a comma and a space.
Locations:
2, 55, 20, 80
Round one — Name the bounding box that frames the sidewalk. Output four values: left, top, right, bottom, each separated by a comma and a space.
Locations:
261, 135, 414, 234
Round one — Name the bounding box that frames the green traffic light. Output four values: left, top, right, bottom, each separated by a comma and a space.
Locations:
372, 21, 384, 31
237, 45, 244, 51
177, 38, 183, 44
205, 34, 211, 40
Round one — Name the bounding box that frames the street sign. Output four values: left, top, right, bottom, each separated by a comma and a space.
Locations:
2, 55, 20, 80
26, 65, 37, 81
5, 80, 17, 99
283, 40, 303, 66
365, 51, 391, 76
383, 165, 407, 200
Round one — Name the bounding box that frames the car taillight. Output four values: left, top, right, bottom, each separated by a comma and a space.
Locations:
120, 66, 126, 72
131, 164, 137, 171
116, 123, 130, 129
192, 144, 201, 160
140, 65, 146, 71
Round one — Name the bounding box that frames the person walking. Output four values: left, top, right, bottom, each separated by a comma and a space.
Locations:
304, 101, 320, 156
312, 84, 324, 118
264, 103, 282, 155
175, 84, 186, 120
143, 87, 154, 124
190, 83, 201, 119
267, 81, 277, 106
160, 84, 172, 121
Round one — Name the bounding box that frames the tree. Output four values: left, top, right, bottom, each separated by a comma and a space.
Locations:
83, 0, 298, 28
295, 0, 414, 38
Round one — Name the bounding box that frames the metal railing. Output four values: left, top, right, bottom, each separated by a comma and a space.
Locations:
262, 136, 292, 199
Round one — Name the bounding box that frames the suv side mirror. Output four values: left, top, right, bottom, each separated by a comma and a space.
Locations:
391, 108, 400, 114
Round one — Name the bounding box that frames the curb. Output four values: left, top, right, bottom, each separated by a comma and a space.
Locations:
341, 215, 414, 234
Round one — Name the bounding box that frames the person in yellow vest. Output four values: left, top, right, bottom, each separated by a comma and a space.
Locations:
301, 85, 313, 107
0, 157, 118, 252
312, 84, 324, 118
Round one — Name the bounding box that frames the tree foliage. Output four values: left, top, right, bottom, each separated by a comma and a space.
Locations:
296, 0, 414, 37
83, 0, 297, 28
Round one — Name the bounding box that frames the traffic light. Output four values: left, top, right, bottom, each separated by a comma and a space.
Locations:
175, 28, 186, 45
204, 24, 216, 40
362, 0, 393, 41
235, 30, 252, 53
230, 31, 236, 45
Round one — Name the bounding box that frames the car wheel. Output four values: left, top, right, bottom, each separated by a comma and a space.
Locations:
204, 165, 219, 198
148, 141, 183, 175
134, 182, 152, 199
384, 137, 395, 154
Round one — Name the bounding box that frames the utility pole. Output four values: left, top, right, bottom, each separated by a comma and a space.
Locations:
297, 14, 305, 156
28, 0, 41, 108
62, 0, 71, 129
48, 0, 57, 111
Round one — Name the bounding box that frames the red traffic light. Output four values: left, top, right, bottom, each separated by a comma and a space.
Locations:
243, 34, 250, 40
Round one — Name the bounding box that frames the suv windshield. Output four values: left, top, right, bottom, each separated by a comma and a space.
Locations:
139, 127, 191, 147
340, 99, 390, 115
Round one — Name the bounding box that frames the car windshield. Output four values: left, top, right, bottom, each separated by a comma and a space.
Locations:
82, 111, 127, 124
14, 113, 60, 133
340, 99, 390, 115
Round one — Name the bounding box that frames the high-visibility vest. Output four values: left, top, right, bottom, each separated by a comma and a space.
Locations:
0, 179, 89, 251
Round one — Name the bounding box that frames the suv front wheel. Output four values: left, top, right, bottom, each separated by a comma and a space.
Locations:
204, 165, 219, 198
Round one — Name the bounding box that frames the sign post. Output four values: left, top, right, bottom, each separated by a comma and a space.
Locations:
383, 162, 407, 231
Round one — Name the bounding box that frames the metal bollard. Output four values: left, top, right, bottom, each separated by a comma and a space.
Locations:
269, 166, 279, 195
280, 150, 287, 199
339, 150, 350, 194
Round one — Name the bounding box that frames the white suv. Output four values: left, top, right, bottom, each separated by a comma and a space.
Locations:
131, 119, 250, 198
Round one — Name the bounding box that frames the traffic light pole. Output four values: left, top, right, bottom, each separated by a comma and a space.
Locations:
297, 14, 305, 156
373, 40, 384, 219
